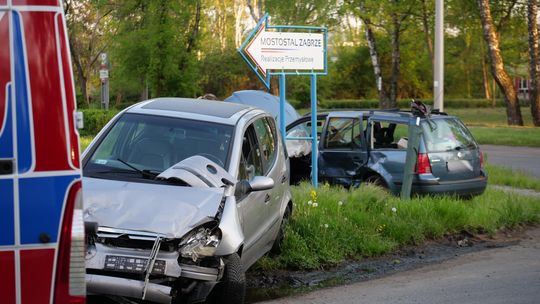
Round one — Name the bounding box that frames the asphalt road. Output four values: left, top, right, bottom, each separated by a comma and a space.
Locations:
481, 145, 540, 179
260, 228, 540, 304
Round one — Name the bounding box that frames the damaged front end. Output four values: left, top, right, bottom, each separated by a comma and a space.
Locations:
84, 156, 244, 303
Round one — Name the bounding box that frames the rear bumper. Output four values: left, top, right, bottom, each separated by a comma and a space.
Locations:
411, 176, 488, 197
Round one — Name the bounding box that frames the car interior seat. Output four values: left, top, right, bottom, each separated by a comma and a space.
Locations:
127, 137, 173, 171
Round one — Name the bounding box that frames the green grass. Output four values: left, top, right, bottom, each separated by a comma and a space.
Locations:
486, 163, 540, 191
446, 107, 535, 127
468, 126, 540, 147
80, 136, 93, 152
256, 183, 540, 270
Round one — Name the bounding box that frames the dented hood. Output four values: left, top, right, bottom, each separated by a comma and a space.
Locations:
82, 177, 224, 238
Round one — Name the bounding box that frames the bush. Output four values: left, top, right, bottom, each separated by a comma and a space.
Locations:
80, 109, 119, 136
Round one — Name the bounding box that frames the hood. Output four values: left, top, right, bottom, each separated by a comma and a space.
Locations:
83, 177, 224, 239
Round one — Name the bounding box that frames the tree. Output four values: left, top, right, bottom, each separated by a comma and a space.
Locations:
64, 0, 113, 106
110, 0, 201, 99
477, 0, 523, 125
350, 0, 417, 108
361, 15, 389, 105
528, 0, 540, 126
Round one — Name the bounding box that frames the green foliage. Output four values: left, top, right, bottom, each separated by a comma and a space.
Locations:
80, 136, 93, 152
197, 48, 256, 98
258, 183, 540, 270
79, 109, 119, 136
110, 0, 200, 100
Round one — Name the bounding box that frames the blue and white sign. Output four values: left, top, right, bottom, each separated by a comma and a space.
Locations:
238, 13, 327, 188
246, 30, 325, 72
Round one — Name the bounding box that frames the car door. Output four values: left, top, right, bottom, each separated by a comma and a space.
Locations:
366, 115, 412, 186
253, 117, 285, 242
235, 122, 273, 265
285, 114, 327, 184
318, 113, 368, 187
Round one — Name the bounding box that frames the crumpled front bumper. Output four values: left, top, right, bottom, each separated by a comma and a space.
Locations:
86, 243, 224, 303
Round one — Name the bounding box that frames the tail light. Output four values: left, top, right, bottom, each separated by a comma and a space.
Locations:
415, 153, 432, 174
479, 150, 485, 169
54, 181, 86, 304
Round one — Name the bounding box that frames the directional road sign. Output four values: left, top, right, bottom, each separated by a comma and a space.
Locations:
245, 30, 325, 74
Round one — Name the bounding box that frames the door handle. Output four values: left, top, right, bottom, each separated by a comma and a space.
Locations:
281, 174, 288, 184
264, 194, 271, 203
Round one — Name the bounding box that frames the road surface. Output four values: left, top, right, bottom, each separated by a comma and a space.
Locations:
482, 145, 540, 179
260, 228, 540, 304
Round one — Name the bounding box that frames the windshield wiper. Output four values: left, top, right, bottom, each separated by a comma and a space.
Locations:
116, 158, 161, 179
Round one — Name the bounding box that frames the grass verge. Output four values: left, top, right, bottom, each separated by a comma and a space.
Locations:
80, 136, 93, 152
486, 163, 540, 191
469, 126, 540, 147
256, 184, 540, 270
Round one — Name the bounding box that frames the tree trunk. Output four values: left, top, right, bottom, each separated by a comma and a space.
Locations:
482, 55, 491, 101
186, 0, 201, 53
421, 0, 434, 66
69, 39, 88, 106
363, 20, 389, 108
477, 0, 523, 125
481, 38, 492, 101
269, 77, 279, 96
528, 0, 540, 126
389, 13, 401, 109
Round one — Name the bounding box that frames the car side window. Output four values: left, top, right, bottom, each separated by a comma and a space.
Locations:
238, 124, 264, 181
371, 121, 409, 150
324, 118, 362, 150
253, 117, 277, 174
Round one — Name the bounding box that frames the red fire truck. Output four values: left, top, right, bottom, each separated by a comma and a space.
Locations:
0, 1, 86, 303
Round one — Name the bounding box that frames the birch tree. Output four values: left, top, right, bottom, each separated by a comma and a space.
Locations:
528, 0, 540, 126
477, 0, 523, 125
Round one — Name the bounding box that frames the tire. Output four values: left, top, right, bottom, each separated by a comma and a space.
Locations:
270, 206, 291, 255
207, 253, 245, 304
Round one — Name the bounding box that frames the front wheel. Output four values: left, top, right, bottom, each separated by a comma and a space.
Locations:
208, 253, 245, 304
270, 206, 291, 255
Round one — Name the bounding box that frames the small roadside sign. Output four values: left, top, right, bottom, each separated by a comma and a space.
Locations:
99, 70, 108, 80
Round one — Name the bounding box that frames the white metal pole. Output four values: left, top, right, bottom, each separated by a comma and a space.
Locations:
434, 0, 444, 112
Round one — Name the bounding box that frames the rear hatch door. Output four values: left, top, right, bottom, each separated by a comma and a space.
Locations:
421, 117, 482, 181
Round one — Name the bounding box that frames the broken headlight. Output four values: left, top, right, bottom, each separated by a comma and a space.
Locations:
179, 226, 221, 262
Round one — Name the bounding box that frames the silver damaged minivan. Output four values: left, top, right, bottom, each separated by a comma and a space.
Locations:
82, 98, 292, 304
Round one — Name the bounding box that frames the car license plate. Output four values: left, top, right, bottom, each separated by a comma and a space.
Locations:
104, 255, 166, 275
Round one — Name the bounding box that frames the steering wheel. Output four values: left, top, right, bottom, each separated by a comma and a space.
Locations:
197, 153, 225, 168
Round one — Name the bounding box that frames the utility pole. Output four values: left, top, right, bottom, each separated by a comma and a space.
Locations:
100, 53, 109, 110
434, 0, 444, 111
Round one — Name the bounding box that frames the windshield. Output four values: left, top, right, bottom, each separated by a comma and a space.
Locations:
84, 113, 234, 179
421, 118, 477, 152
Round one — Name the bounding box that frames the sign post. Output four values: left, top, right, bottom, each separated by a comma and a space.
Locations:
239, 14, 327, 187
99, 53, 109, 110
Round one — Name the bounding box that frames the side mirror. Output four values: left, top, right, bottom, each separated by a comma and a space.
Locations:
235, 176, 275, 197
249, 176, 274, 191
